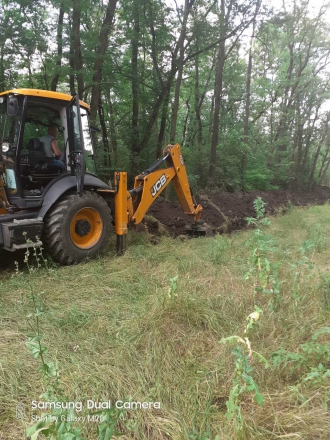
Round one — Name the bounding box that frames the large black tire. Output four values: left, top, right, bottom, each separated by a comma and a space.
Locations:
43, 190, 112, 265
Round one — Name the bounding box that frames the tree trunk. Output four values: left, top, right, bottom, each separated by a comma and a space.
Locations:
72, 0, 84, 96
69, 17, 75, 95
194, 53, 203, 147
104, 87, 118, 165
242, 0, 261, 188
51, 3, 64, 91
169, 0, 195, 143
0, 47, 5, 91
130, 1, 140, 179
293, 96, 304, 187
156, 88, 171, 158
318, 141, 330, 183
309, 117, 329, 186
182, 98, 191, 146
98, 91, 111, 170
301, 107, 319, 173
209, 0, 226, 180
89, 0, 118, 123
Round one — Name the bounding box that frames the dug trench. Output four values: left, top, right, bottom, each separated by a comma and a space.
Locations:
141, 185, 330, 239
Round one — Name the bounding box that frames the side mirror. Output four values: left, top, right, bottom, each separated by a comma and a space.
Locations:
1, 142, 15, 157
7, 95, 18, 116
1, 142, 10, 153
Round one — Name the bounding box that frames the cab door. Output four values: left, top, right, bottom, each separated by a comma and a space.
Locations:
67, 95, 85, 195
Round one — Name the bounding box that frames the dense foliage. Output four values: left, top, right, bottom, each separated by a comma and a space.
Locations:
1, 0, 330, 190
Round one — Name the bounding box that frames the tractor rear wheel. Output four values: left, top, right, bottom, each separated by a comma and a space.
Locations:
43, 190, 112, 265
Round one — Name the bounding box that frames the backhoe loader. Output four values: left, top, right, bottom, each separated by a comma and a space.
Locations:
0, 89, 202, 265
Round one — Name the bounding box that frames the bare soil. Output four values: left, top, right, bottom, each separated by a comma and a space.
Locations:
144, 186, 330, 237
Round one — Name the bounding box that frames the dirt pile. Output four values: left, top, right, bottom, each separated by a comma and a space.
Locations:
145, 186, 330, 237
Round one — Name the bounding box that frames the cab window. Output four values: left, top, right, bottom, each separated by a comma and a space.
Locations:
0, 96, 22, 147
22, 104, 64, 153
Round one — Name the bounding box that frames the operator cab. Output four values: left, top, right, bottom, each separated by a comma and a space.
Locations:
20, 104, 66, 192
0, 89, 96, 207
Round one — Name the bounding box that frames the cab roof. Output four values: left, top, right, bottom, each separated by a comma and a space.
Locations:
0, 88, 90, 110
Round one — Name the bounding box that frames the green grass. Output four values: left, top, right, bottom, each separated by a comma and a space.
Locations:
1, 204, 330, 439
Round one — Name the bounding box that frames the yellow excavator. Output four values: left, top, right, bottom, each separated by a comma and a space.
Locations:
0, 89, 203, 264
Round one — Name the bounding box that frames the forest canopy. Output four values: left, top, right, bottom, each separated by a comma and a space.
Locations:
1, 0, 330, 191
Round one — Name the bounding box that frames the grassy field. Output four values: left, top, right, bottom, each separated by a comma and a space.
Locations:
0, 203, 330, 439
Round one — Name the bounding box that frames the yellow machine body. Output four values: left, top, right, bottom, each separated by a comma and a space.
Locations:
0, 88, 202, 261
0, 88, 90, 109
98, 143, 202, 253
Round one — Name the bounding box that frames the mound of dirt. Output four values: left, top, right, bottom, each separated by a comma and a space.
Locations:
144, 186, 330, 237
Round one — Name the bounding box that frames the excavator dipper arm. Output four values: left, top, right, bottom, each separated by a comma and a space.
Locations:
112, 143, 202, 253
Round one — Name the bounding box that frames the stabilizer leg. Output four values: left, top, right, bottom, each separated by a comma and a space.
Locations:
114, 171, 129, 255
116, 234, 127, 255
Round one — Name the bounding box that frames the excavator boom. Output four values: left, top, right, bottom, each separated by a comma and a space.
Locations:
99, 143, 202, 253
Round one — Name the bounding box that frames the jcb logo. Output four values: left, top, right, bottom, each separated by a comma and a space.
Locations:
151, 174, 166, 197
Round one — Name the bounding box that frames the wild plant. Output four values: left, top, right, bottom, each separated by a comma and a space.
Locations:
25, 289, 83, 439
96, 408, 125, 439
31, 235, 51, 269
25, 289, 125, 439
307, 222, 328, 253
245, 197, 282, 311
289, 240, 314, 303
319, 271, 330, 310
185, 430, 214, 440
22, 278, 122, 439
18, 233, 53, 274
168, 273, 178, 299
271, 327, 330, 386
221, 306, 268, 437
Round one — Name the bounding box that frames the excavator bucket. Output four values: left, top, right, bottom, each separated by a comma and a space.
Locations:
185, 220, 214, 237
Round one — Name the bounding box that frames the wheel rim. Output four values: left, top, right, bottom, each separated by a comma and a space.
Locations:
70, 207, 103, 249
